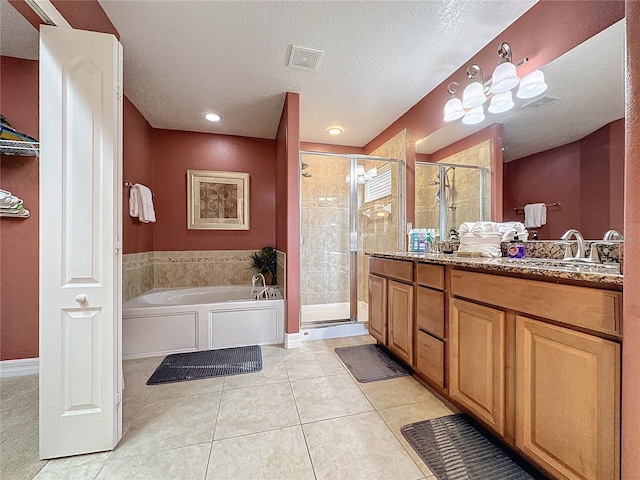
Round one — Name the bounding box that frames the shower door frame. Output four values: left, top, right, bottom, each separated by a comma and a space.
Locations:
415, 161, 486, 237
299, 151, 405, 324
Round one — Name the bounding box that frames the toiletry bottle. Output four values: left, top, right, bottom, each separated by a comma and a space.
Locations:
507, 234, 526, 259
532, 231, 539, 241
426, 230, 433, 252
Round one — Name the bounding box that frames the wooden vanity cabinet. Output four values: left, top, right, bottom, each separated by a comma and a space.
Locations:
516, 316, 620, 480
414, 263, 446, 389
368, 274, 387, 344
368, 257, 414, 364
449, 297, 506, 436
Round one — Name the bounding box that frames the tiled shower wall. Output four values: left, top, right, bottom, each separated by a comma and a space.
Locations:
122, 250, 267, 302
300, 154, 350, 306
358, 130, 406, 306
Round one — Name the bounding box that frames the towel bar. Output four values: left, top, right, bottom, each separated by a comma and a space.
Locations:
513, 202, 559, 212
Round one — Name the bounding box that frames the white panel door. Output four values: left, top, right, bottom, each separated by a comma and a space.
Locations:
39, 25, 123, 459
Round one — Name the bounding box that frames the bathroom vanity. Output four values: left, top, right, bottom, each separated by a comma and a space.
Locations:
368, 252, 622, 480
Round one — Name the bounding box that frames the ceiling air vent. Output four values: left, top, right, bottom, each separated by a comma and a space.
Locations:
288, 46, 323, 70
521, 96, 561, 110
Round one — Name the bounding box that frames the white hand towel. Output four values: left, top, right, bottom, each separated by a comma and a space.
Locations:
524, 203, 547, 228
135, 183, 156, 223
129, 185, 140, 218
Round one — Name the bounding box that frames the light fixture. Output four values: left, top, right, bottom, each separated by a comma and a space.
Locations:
462, 65, 487, 108
488, 90, 514, 113
204, 112, 221, 122
462, 105, 485, 125
346, 167, 378, 184
356, 165, 365, 175
489, 43, 520, 94
326, 126, 344, 135
517, 70, 548, 99
443, 82, 465, 122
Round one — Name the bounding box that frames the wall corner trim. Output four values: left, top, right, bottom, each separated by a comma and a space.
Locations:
284, 332, 300, 349
0, 357, 39, 378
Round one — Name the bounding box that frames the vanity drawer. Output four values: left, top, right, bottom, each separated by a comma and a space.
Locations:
450, 269, 621, 336
369, 257, 413, 283
416, 286, 445, 339
415, 330, 445, 388
417, 263, 445, 290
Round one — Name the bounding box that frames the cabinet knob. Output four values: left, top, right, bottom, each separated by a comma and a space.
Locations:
75, 294, 87, 304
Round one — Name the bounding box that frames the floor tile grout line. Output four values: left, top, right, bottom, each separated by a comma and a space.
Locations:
204, 377, 226, 479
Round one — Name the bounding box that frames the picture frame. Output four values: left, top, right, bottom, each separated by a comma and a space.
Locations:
187, 170, 250, 230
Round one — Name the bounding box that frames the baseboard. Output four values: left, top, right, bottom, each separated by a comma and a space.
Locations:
0, 357, 39, 377
284, 332, 300, 349
301, 322, 369, 341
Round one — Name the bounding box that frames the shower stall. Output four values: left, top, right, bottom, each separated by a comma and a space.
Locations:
415, 161, 488, 238
299, 152, 404, 327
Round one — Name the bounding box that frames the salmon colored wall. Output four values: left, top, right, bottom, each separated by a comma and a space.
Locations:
51, 0, 119, 39
503, 142, 581, 240
123, 97, 154, 254
0, 57, 39, 360
623, 1, 640, 477
151, 130, 276, 252
276, 92, 301, 335
502, 120, 625, 239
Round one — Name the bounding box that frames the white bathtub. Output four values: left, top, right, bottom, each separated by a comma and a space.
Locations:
123, 285, 284, 359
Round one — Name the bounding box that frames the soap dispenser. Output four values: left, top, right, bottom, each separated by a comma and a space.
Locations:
507, 233, 526, 259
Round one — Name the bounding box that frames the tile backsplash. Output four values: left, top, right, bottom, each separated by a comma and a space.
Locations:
122, 250, 269, 302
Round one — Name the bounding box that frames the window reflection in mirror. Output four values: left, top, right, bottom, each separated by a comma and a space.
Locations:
415, 19, 625, 240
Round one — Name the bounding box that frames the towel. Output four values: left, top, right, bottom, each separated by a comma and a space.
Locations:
458, 232, 503, 257
135, 183, 156, 223
129, 186, 140, 218
524, 203, 547, 228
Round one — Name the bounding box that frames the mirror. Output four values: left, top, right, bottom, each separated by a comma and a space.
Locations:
415, 19, 625, 240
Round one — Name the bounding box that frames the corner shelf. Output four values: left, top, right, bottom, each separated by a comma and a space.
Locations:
0, 139, 39, 157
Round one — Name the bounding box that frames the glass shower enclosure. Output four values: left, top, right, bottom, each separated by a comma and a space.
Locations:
415, 161, 488, 239
299, 152, 404, 327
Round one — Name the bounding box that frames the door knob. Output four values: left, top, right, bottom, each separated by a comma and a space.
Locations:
75, 294, 87, 304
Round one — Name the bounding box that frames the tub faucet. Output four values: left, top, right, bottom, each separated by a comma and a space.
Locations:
603, 229, 623, 241
559, 229, 585, 259
251, 273, 267, 299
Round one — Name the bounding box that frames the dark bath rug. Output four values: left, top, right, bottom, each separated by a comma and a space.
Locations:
147, 345, 262, 385
334, 343, 411, 383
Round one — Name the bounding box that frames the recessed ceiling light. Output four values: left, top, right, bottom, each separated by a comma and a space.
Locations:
326, 126, 344, 135
204, 112, 221, 122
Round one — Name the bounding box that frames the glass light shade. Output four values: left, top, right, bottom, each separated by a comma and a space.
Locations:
516, 70, 548, 99
462, 105, 485, 125
462, 82, 487, 108
356, 165, 365, 175
489, 62, 519, 94
488, 91, 514, 113
363, 173, 372, 181
443, 97, 464, 122
357, 176, 366, 184
367, 167, 378, 177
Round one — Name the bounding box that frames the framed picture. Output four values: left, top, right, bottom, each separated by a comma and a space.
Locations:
187, 170, 250, 230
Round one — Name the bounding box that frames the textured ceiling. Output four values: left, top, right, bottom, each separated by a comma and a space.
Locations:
417, 19, 625, 162
96, 0, 537, 145
0, 0, 39, 60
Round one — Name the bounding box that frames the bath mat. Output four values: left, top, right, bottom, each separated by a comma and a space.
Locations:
334, 344, 410, 383
401, 414, 543, 480
147, 345, 262, 385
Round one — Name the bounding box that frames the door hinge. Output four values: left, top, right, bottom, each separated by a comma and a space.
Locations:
116, 84, 122, 102
116, 392, 121, 406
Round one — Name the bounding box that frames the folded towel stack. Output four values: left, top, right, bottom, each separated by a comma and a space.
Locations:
0, 188, 29, 218
129, 183, 156, 223
457, 221, 503, 257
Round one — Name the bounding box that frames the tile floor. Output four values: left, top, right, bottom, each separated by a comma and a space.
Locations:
1, 335, 455, 480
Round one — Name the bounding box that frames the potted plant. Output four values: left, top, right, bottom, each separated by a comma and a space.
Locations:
250, 246, 277, 285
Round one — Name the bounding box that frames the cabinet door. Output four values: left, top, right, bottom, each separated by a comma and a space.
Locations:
368, 275, 387, 344
516, 316, 620, 480
388, 280, 414, 364
449, 298, 505, 436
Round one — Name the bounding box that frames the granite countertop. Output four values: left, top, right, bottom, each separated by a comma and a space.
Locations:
367, 252, 623, 287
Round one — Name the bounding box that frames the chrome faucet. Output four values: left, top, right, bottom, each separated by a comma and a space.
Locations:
603, 229, 623, 241
559, 229, 585, 259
